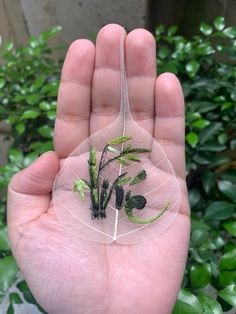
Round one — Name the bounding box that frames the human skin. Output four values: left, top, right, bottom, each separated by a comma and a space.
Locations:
7, 24, 190, 314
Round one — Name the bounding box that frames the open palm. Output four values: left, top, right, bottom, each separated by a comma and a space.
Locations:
8, 24, 190, 314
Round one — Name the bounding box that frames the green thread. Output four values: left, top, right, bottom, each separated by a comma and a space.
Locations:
125, 202, 170, 225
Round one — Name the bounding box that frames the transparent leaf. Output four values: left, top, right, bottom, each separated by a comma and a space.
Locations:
52, 28, 180, 244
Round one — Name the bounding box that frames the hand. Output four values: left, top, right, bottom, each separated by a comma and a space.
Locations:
8, 24, 190, 314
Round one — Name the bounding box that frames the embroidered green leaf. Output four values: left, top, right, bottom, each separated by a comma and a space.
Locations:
109, 136, 132, 145
124, 147, 151, 154
130, 170, 146, 185
89, 147, 98, 190
72, 135, 152, 221
124, 154, 141, 162
102, 179, 109, 189
100, 179, 109, 209
73, 179, 90, 199
89, 146, 96, 165
125, 190, 131, 202
125, 195, 146, 210
116, 158, 129, 165
123, 144, 133, 152
125, 202, 169, 224
107, 145, 119, 153
115, 175, 131, 185
113, 172, 128, 185
115, 186, 124, 210
134, 148, 151, 153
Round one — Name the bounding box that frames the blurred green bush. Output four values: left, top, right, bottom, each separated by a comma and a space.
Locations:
0, 26, 62, 313
156, 16, 236, 313
0, 17, 235, 313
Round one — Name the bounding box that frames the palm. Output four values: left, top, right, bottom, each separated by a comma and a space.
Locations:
8, 24, 190, 314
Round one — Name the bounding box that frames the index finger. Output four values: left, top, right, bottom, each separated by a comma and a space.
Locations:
54, 39, 95, 158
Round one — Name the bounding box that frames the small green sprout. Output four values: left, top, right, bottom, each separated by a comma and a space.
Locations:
109, 136, 132, 145
129, 170, 146, 185
73, 179, 89, 200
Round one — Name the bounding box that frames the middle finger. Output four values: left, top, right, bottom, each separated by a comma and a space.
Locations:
90, 24, 156, 136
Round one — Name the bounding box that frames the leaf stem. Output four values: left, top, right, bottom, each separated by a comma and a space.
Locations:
100, 147, 150, 171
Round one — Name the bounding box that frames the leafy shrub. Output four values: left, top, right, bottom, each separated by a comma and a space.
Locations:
0, 26, 63, 207
0, 17, 235, 313
0, 27, 62, 313
155, 16, 236, 313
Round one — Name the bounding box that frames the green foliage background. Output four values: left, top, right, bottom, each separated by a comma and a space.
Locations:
0, 17, 236, 313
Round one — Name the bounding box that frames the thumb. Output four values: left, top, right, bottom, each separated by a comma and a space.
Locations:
7, 151, 59, 245
9, 151, 59, 195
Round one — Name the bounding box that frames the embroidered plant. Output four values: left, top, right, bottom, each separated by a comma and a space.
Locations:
73, 136, 169, 224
